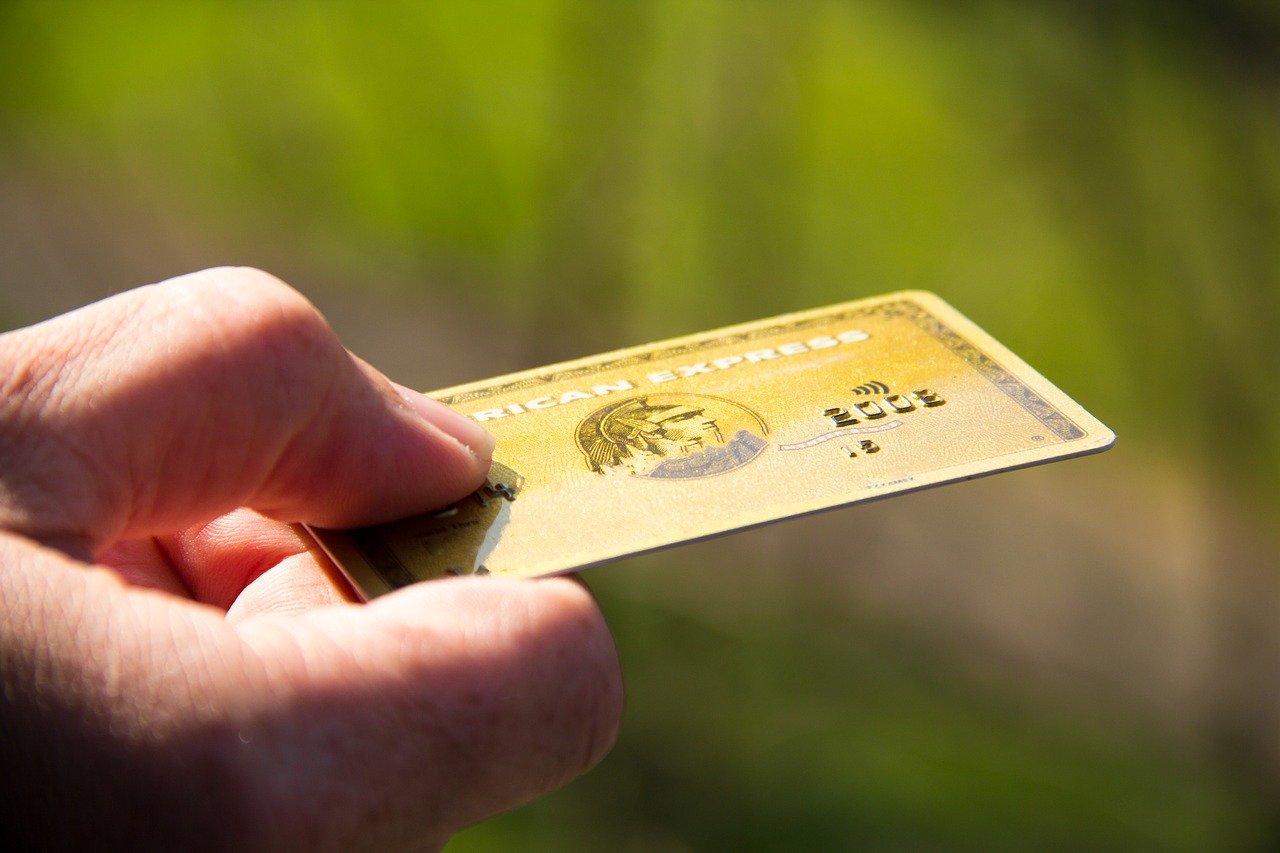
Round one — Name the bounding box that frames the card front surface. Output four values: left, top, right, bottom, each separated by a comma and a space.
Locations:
307, 291, 1114, 598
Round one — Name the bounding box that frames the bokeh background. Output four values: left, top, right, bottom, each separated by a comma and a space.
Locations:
3, 1, 1279, 849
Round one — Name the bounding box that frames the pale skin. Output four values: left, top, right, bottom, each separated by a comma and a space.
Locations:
0, 267, 624, 850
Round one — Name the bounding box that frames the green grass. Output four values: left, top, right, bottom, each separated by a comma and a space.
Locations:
450, 554, 1269, 850
3, 1, 1278, 847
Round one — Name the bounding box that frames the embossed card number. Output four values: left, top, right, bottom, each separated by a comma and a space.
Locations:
306, 292, 1114, 598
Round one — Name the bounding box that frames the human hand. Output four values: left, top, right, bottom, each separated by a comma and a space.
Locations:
0, 268, 623, 850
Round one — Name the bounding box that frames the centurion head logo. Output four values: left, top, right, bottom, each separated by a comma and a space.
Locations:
574, 394, 769, 480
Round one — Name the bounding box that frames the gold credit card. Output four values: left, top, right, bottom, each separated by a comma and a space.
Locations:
307, 292, 1114, 599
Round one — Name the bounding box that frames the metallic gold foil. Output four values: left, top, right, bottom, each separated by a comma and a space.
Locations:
307, 292, 1114, 598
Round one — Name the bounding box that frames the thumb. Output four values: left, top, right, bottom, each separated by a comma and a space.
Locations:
0, 532, 622, 849
232, 576, 624, 845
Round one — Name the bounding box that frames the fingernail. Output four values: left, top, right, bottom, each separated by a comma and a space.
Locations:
394, 383, 496, 459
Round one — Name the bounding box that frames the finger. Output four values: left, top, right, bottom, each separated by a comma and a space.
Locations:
234, 576, 625, 844
155, 508, 357, 615
151, 508, 318, 609
97, 509, 306, 605
98, 510, 352, 617
0, 267, 494, 556
225, 552, 352, 622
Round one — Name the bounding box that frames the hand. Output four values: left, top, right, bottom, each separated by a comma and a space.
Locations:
0, 268, 623, 850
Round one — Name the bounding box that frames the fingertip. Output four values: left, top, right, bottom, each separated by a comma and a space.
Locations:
158, 273, 489, 529
391, 383, 496, 462
164, 267, 325, 335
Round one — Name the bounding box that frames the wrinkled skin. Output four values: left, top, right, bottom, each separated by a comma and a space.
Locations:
0, 268, 623, 851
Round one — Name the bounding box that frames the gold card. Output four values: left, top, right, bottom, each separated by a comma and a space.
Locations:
307, 292, 1114, 598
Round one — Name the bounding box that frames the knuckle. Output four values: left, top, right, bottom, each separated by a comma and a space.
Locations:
158, 267, 347, 391
176, 267, 327, 340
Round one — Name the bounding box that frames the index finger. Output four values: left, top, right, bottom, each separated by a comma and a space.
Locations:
0, 267, 493, 556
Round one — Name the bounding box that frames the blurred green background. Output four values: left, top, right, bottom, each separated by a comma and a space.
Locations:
3, 1, 1279, 849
